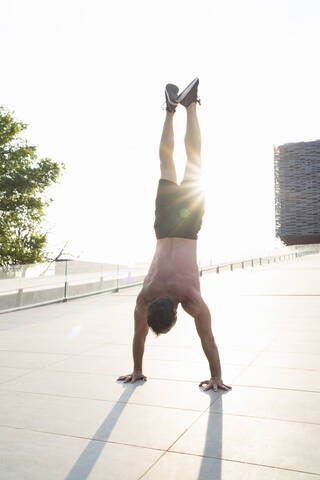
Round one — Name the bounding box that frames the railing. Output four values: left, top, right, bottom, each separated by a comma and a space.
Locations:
199, 249, 318, 276
0, 246, 319, 314
0, 260, 149, 313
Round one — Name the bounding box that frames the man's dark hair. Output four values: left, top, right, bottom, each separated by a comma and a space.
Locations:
147, 297, 175, 336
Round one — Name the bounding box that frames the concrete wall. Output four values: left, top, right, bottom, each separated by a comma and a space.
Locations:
0, 274, 145, 312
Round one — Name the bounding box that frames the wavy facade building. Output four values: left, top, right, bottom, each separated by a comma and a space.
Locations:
274, 139, 320, 245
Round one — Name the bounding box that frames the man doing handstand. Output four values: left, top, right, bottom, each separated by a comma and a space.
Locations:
118, 78, 231, 392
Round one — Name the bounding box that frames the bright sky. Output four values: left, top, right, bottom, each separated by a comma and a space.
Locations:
1, 0, 320, 264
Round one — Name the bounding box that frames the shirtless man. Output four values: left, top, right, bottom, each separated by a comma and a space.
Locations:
118, 78, 231, 392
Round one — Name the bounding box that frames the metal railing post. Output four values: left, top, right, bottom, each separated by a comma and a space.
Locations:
115, 264, 119, 292
63, 260, 68, 302
17, 288, 23, 307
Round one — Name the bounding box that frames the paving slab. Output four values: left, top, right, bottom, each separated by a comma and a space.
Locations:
0, 370, 216, 411
0, 389, 199, 450
83, 343, 258, 366
235, 364, 320, 391
0, 331, 105, 354
266, 339, 320, 354
212, 255, 320, 296
42, 354, 243, 383
209, 386, 320, 424
0, 350, 69, 369
252, 351, 320, 370
170, 412, 320, 474
143, 451, 316, 480
0, 367, 33, 384
0, 425, 161, 480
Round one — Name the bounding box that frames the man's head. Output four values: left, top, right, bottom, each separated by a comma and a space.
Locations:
147, 297, 176, 336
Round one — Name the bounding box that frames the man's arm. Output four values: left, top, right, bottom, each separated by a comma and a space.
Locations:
117, 299, 149, 384
185, 298, 232, 391
132, 304, 149, 373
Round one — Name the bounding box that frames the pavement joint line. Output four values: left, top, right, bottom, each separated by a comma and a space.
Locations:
138, 382, 320, 479
2, 346, 320, 363
0, 368, 39, 386
226, 336, 276, 384
166, 450, 320, 477
0, 387, 209, 412
0, 346, 133, 386
41, 351, 247, 366
248, 365, 320, 372
204, 410, 320, 427
25, 368, 200, 383
4, 365, 320, 392
2, 424, 320, 477
138, 399, 214, 480
224, 331, 320, 390
85, 341, 264, 353
0, 423, 167, 453
45, 357, 248, 367
137, 450, 168, 479
265, 350, 320, 356
0, 349, 90, 356
0, 365, 35, 371
38, 370, 242, 385
139, 391, 228, 479
4, 385, 320, 424
232, 383, 320, 394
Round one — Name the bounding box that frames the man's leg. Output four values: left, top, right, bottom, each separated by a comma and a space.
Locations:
182, 103, 202, 182
159, 111, 177, 183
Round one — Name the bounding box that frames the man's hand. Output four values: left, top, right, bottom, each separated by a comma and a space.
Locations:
199, 377, 232, 392
117, 372, 147, 383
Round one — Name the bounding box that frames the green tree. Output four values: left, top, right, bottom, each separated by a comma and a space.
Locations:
0, 106, 65, 272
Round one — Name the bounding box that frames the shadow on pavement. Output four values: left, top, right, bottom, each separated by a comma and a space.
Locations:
197, 393, 224, 480
64, 381, 141, 480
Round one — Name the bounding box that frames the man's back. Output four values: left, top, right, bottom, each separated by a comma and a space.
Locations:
142, 237, 201, 303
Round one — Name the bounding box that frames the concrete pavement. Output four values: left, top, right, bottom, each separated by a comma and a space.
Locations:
0, 254, 320, 479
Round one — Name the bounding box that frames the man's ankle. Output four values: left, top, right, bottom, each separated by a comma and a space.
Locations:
186, 103, 197, 111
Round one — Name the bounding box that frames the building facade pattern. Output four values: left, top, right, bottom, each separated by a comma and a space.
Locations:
274, 139, 320, 245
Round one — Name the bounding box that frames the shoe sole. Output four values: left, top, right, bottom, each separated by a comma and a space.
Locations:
165, 86, 178, 108
177, 77, 199, 103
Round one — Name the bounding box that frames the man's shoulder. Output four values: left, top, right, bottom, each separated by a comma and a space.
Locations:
136, 286, 154, 310
136, 291, 147, 309
181, 290, 204, 317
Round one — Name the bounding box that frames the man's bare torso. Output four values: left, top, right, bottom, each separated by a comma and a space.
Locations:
139, 238, 201, 311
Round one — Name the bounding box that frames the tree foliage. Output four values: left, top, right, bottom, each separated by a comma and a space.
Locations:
0, 106, 65, 271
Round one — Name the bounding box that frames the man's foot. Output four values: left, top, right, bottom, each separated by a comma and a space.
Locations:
177, 78, 201, 108
164, 84, 179, 113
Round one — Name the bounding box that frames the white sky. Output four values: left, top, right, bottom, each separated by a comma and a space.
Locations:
1, 0, 320, 264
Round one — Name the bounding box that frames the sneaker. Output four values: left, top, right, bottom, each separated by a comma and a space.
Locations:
164, 84, 179, 113
177, 78, 201, 108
